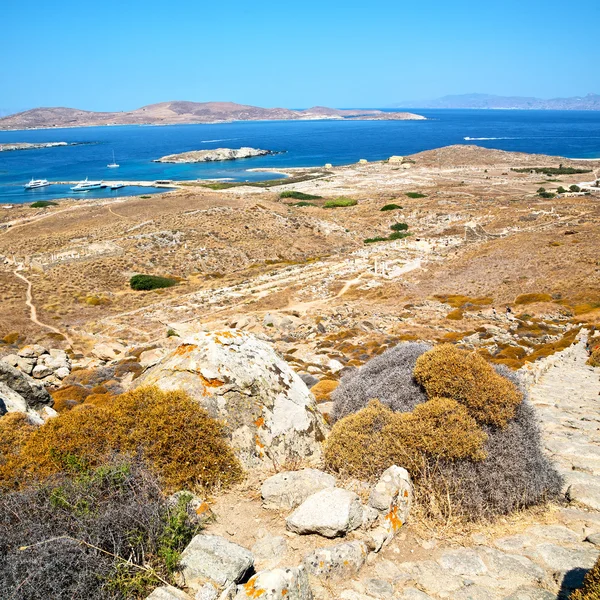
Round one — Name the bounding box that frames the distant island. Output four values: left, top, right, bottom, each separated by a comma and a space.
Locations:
395, 92, 600, 110
0, 101, 426, 131
0, 141, 70, 152
154, 147, 278, 163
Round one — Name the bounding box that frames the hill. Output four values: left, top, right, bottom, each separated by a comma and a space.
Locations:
396, 92, 600, 110
0, 101, 425, 130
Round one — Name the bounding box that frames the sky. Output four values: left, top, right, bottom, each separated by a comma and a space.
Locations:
2, 0, 599, 112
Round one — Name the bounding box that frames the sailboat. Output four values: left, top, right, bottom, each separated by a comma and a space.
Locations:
107, 150, 119, 168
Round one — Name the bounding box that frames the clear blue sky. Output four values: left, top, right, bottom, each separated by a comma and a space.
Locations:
2, 0, 599, 112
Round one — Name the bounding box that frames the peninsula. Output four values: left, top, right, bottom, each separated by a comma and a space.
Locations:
0, 101, 426, 131
0, 141, 70, 151
154, 147, 277, 163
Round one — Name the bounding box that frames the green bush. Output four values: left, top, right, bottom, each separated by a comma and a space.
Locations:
557, 186, 567, 194
512, 166, 592, 175
380, 203, 402, 211
364, 236, 389, 244
538, 191, 556, 199
405, 192, 426, 199
388, 231, 411, 240
293, 201, 317, 207
279, 190, 322, 200
570, 184, 581, 192
390, 223, 409, 231
30, 201, 58, 208
323, 197, 358, 208
130, 274, 177, 291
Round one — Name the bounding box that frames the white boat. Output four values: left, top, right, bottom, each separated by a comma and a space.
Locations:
71, 178, 104, 192
107, 150, 119, 168
24, 178, 50, 190
110, 182, 125, 190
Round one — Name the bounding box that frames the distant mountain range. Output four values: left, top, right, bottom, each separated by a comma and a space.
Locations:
0, 101, 425, 130
395, 93, 600, 110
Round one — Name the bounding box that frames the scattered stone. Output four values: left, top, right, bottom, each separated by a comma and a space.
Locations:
438, 548, 487, 576
145, 586, 192, 600
299, 373, 319, 388
261, 469, 336, 510
18, 344, 47, 358
585, 533, 600, 546
234, 566, 311, 600
364, 578, 394, 598
304, 540, 368, 578
136, 330, 328, 468
179, 535, 254, 592
286, 488, 363, 538
32, 364, 53, 379
567, 483, 600, 511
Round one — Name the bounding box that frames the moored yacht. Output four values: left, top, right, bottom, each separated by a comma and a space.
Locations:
71, 178, 104, 192
110, 182, 124, 190
24, 178, 50, 189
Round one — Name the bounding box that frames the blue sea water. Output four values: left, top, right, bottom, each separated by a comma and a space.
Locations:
1, 109, 599, 204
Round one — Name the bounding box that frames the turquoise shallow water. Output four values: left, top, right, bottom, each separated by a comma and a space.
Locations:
1, 109, 599, 203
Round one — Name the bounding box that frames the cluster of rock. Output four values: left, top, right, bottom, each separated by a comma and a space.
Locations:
1, 344, 71, 386
154, 148, 276, 163
146, 465, 413, 600
0, 360, 56, 424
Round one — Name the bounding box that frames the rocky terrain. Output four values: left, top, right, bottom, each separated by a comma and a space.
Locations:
0, 141, 70, 151
0, 101, 426, 130
154, 147, 277, 163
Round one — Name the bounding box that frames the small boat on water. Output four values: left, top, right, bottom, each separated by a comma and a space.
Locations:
71, 178, 104, 192
107, 150, 119, 168
110, 182, 124, 190
24, 178, 50, 190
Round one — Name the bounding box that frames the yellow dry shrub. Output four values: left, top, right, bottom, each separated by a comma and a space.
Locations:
514, 293, 553, 305
51, 384, 92, 412
589, 345, 600, 368
0, 413, 35, 486
311, 379, 339, 402
571, 556, 600, 600
413, 344, 523, 427
1, 386, 242, 492
446, 308, 464, 320
324, 399, 487, 481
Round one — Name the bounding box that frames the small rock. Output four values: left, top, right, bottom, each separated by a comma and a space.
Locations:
139, 347, 166, 369
32, 364, 53, 379
18, 344, 47, 358
567, 483, 600, 511
304, 540, 368, 578
299, 373, 319, 388
1, 354, 19, 367
179, 535, 254, 592
194, 583, 218, 600
586, 533, 600, 546
364, 578, 394, 598
286, 488, 363, 538
55, 366, 70, 380
328, 359, 344, 373
262, 469, 335, 510
145, 585, 192, 600
234, 566, 311, 600
16, 357, 35, 375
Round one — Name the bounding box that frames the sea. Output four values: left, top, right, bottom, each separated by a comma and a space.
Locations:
1, 109, 600, 204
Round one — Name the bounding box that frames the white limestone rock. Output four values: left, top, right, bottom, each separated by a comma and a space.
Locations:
286, 488, 363, 538
146, 586, 193, 600
303, 541, 368, 578
234, 566, 312, 600
18, 344, 47, 358
136, 329, 328, 468
179, 535, 254, 592
261, 469, 335, 510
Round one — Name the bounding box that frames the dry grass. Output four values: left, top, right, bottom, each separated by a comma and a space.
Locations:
514, 293, 553, 305
413, 344, 523, 427
0, 387, 242, 492
570, 556, 600, 600
310, 379, 339, 402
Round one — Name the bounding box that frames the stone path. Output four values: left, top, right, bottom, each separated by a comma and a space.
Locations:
342, 335, 600, 600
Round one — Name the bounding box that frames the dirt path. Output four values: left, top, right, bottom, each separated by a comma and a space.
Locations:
13, 266, 73, 346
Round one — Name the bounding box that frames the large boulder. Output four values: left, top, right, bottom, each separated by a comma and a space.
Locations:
234, 566, 312, 600
286, 488, 363, 538
179, 535, 254, 593
261, 469, 336, 510
136, 330, 328, 468
0, 362, 54, 423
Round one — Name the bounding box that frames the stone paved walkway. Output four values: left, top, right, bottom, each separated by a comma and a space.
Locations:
342, 334, 600, 600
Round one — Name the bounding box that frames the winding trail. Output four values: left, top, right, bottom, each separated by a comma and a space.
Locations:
13, 266, 73, 346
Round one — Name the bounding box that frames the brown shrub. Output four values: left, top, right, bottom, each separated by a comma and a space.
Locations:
446, 308, 464, 320
311, 379, 339, 402
324, 399, 486, 481
0, 413, 35, 486
434, 295, 493, 308
51, 385, 91, 412
571, 556, 600, 600
1, 387, 242, 492
589, 344, 600, 368
413, 344, 523, 427
514, 293, 553, 304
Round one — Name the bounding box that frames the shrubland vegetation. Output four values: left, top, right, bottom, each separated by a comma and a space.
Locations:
405, 192, 427, 198
380, 203, 402, 211
512, 166, 592, 175
571, 556, 600, 600
30, 201, 58, 208
364, 221, 411, 244
0, 458, 202, 599
323, 197, 358, 208
326, 343, 561, 520
279, 190, 322, 200
129, 274, 178, 291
